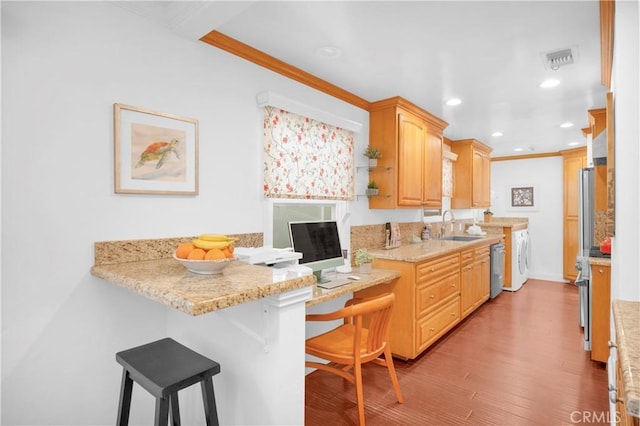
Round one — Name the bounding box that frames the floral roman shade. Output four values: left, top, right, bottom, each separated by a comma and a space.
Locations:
263, 106, 354, 200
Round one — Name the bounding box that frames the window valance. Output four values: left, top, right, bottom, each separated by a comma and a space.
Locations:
263, 106, 354, 200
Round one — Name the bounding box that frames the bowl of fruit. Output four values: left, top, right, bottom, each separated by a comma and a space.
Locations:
174, 234, 238, 275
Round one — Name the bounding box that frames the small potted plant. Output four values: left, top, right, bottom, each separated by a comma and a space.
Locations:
483, 209, 494, 223
366, 180, 379, 196
355, 248, 375, 274
363, 145, 382, 167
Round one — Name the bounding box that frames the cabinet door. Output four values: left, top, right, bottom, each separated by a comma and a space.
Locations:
460, 262, 474, 318
397, 111, 425, 206
481, 153, 491, 206
472, 149, 491, 207
563, 150, 586, 281
591, 265, 611, 363
479, 255, 491, 302
422, 131, 442, 207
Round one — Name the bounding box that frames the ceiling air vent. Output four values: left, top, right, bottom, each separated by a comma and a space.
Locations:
543, 47, 576, 71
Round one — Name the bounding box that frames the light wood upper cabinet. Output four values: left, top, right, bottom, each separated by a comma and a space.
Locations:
450, 139, 493, 209
423, 131, 443, 206
562, 147, 586, 282
369, 97, 448, 209
397, 111, 427, 206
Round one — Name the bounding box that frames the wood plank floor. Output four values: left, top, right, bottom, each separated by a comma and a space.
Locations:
305, 279, 610, 425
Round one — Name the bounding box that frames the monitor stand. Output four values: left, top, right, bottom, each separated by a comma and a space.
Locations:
313, 270, 329, 284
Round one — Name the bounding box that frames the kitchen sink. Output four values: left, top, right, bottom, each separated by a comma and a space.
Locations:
437, 235, 484, 242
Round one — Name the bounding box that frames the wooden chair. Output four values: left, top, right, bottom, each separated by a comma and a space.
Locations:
305, 292, 403, 426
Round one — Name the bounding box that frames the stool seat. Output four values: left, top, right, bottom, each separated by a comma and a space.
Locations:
116, 338, 220, 426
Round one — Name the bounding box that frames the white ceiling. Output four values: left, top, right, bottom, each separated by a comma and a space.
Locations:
112, 1, 609, 158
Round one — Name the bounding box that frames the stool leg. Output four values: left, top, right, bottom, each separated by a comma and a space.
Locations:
170, 393, 181, 426
154, 396, 170, 426
116, 369, 133, 426
201, 377, 219, 426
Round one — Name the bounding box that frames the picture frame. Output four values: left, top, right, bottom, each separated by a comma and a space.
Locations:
510, 185, 535, 208
114, 103, 199, 195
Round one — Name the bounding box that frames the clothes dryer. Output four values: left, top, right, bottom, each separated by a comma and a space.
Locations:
506, 228, 529, 291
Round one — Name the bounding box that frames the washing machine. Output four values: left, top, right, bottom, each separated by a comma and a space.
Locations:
507, 228, 529, 291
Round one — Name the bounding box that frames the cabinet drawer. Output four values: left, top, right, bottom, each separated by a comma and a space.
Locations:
417, 253, 460, 284
474, 245, 490, 258
461, 249, 474, 266
416, 273, 460, 317
417, 296, 461, 352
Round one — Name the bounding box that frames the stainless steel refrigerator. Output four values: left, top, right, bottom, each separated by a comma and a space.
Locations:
574, 167, 594, 351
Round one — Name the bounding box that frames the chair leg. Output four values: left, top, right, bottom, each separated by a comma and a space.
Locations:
201, 376, 219, 426
383, 346, 404, 404
116, 369, 133, 426
353, 361, 366, 426
154, 396, 170, 426
170, 393, 181, 426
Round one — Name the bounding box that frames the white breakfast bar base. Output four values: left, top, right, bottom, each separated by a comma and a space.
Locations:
163, 286, 313, 426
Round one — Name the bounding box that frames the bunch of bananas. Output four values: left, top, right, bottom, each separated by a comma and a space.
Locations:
192, 234, 238, 250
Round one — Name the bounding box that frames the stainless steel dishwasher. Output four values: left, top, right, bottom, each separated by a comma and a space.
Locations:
490, 242, 505, 298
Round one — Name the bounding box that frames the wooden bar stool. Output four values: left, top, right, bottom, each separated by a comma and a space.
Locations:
116, 338, 221, 426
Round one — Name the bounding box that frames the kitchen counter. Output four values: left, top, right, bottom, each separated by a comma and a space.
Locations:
306, 268, 401, 307
613, 300, 640, 418
91, 257, 316, 316
368, 235, 503, 263
459, 217, 528, 232
91, 236, 401, 315
589, 257, 612, 267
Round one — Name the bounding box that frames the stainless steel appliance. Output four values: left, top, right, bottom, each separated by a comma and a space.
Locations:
490, 242, 505, 298
575, 167, 594, 351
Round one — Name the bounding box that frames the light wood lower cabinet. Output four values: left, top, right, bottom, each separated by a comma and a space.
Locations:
461, 246, 490, 319
359, 243, 492, 360
591, 263, 611, 363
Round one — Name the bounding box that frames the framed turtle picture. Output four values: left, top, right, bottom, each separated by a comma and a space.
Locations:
114, 103, 198, 195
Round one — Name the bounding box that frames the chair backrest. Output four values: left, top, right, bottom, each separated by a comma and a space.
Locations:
344, 292, 395, 358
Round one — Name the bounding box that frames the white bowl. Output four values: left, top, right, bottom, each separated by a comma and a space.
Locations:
173, 254, 236, 275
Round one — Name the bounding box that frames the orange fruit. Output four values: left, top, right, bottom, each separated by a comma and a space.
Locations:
205, 248, 226, 260
176, 242, 195, 259
227, 245, 234, 254
187, 248, 206, 260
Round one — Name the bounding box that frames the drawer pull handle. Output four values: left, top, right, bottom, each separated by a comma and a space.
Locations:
429, 327, 435, 332
430, 295, 435, 299
599, 269, 604, 274
450, 312, 456, 317
608, 340, 617, 348
430, 267, 435, 272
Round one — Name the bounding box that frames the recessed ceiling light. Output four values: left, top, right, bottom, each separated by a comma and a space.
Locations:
315, 46, 342, 58
568, 141, 581, 146
560, 122, 574, 128
514, 148, 524, 152
491, 131, 503, 137
445, 98, 462, 106
539, 79, 560, 88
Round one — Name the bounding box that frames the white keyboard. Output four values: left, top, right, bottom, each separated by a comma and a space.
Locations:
317, 277, 352, 289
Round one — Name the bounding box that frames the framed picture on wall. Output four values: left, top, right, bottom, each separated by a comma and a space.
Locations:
510, 185, 536, 208
114, 103, 199, 195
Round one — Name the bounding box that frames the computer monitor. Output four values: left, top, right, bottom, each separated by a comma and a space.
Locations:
288, 220, 345, 283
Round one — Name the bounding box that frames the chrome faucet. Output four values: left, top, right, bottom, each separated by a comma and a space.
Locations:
441, 210, 455, 236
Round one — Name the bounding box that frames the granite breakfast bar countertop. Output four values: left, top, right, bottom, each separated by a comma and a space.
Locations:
91, 235, 402, 315
91, 258, 317, 316
613, 300, 640, 418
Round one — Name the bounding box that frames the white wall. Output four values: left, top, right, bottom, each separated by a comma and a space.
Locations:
491, 157, 565, 282
610, 0, 640, 303
0, 3, 420, 424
